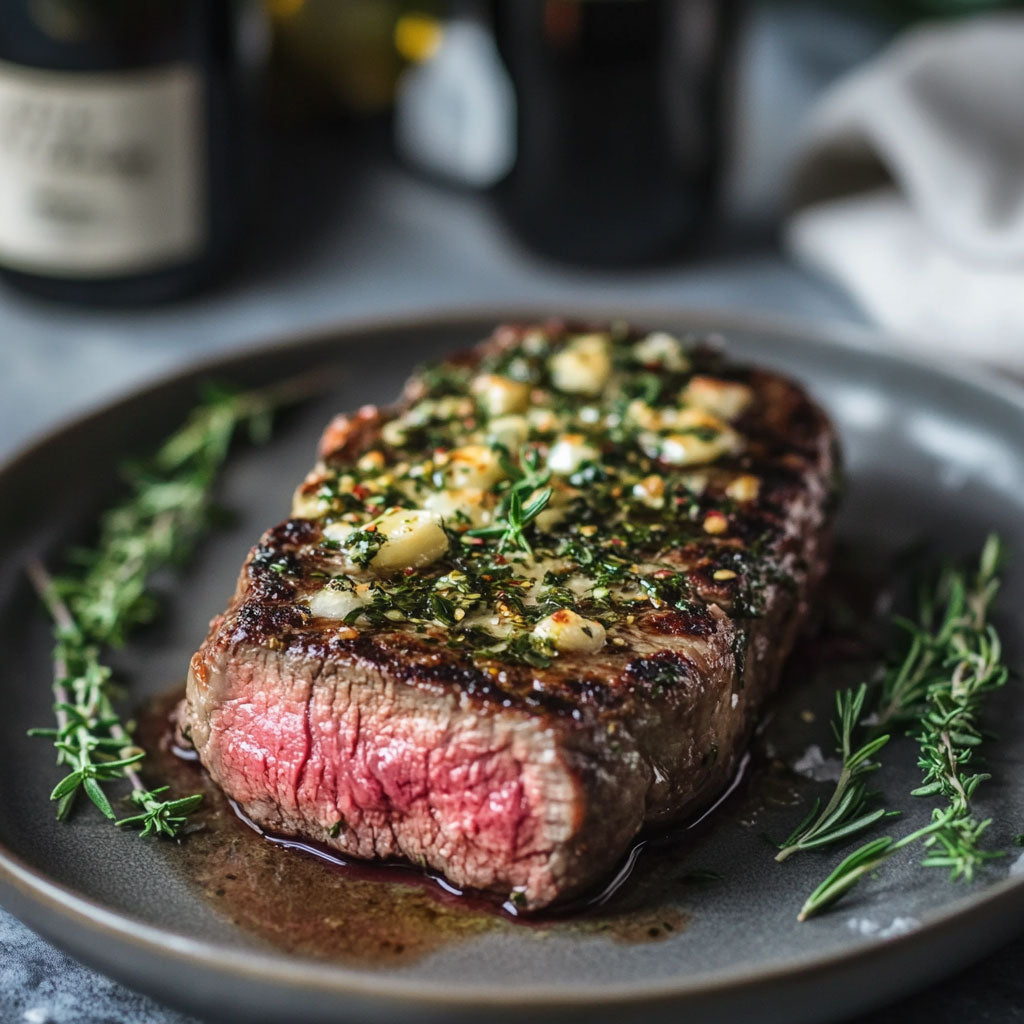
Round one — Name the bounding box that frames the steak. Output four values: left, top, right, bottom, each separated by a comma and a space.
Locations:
182, 322, 838, 910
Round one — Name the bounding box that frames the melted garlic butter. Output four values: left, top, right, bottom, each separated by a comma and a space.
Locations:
288, 327, 758, 663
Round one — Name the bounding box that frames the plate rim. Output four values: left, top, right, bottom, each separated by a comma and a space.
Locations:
3, 840, 1024, 1008
2, 305, 1024, 1009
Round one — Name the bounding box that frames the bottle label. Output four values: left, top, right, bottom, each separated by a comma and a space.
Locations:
0, 60, 203, 277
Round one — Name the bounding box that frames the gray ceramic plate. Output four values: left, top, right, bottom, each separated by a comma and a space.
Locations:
1, 311, 1023, 1024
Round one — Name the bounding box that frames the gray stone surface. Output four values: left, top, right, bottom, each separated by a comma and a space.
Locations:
1, 919, 196, 1024
0, 3, 1020, 1022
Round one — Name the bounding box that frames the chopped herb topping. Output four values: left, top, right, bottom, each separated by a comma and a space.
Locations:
291, 326, 789, 665
342, 523, 387, 568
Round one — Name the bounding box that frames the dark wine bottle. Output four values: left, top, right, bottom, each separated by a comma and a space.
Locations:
0, 0, 265, 304
491, 0, 740, 267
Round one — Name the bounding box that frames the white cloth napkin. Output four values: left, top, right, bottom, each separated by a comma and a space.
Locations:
785, 13, 1024, 372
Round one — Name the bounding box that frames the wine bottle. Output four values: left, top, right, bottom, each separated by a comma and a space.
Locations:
0, 0, 265, 305
491, 0, 740, 267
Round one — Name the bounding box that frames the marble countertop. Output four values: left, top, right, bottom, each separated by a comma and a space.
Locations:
0, 4, 1021, 1021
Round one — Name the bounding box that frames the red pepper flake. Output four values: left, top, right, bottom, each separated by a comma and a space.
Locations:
494, 554, 507, 565
403, 567, 416, 576
610, 537, 625, 547
653, 569, 674, 579
352, 484, 369, 500
364, 523, 377, 533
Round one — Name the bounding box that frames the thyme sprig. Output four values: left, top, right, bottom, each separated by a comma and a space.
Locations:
29, 378, 315, 834
55, 379, 312, 645
465, 447, 553, 556
28, 561, 203, 833
791, 535, 1010, 920
876, 533, 1004, 733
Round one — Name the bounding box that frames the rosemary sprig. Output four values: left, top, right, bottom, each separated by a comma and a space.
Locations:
29, 378, 315, 834
797, 812, 954, 922
793, 535, 1010, 920
775, 685, 894, 861
465, 447, 553, 556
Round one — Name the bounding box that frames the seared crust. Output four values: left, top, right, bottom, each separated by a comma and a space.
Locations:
184, 323, 837, 909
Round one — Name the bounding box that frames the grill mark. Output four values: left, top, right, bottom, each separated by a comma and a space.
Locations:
624, 650, 699, 691
183, 322, 838, 910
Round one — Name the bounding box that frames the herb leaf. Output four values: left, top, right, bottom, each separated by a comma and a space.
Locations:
28, 378, 314, 834
465, 446, 553, 555
776, 685, 895, 861
790, 535, 1011, 920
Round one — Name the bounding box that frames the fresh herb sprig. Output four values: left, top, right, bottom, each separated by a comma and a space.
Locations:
790, 535, 1010, 920
797, 813, 955, 922
871, 536, 1002, 732
29, 378, 315, 834
54, 380, 312, 645
28, 561, 203, 834
465, 447, 553, 556
775, 685, 895, 861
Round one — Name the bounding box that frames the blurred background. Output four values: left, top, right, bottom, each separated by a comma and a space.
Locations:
2, 0, 1024, 1021
2, 0, 1022, 454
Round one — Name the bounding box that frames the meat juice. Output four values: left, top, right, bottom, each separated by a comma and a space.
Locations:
139, 549, 888, 965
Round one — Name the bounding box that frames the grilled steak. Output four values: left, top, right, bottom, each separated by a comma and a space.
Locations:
182, 322, 838, 910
